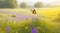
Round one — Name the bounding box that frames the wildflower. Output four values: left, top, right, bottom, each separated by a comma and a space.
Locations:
32, 27, 38, 33
6, 26, 11, 33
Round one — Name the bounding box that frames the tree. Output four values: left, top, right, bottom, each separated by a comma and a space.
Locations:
34, 2, 43, 8
0, 0, 18, 8
20, 2, 27, 8
0, 0, 5, 8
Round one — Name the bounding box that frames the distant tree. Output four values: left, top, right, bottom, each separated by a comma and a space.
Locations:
0, 0, 5, 8
20, 2, 27, 8
0, 0, 18, 8
34, 2, 43, 8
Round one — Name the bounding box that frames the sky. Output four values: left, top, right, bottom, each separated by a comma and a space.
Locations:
17, 0, 60, 5
17, 0, 60, 3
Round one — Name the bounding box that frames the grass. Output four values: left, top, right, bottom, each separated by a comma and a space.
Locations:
0, 8, 60, 33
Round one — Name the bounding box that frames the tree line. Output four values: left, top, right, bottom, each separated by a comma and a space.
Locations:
0, 0, 43, 8
20, 2, 43, 8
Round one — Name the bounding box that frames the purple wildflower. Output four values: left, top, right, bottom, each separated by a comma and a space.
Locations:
6, 26, 11, 33
24, 15, 30, 20
32, 28, 38, 33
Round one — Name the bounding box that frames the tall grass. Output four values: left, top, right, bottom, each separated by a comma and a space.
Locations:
0, 15, 60, 33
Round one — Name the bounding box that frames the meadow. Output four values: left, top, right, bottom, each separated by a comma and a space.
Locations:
0, 7, 60, 33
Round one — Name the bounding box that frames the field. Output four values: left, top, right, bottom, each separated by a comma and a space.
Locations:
0, 8, 60, 33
